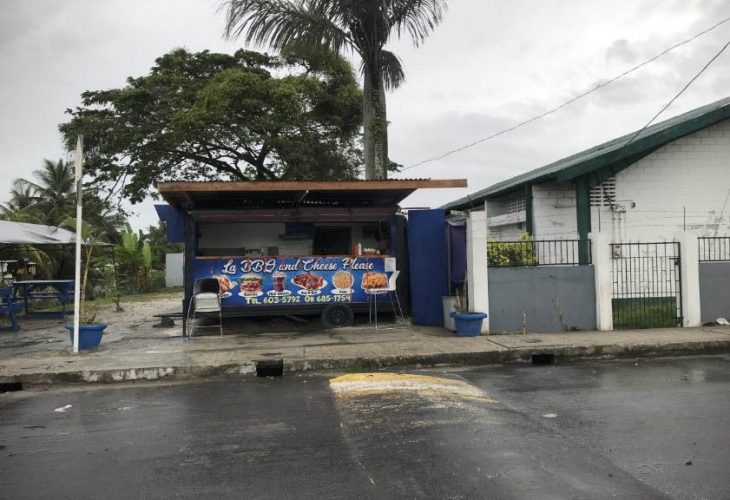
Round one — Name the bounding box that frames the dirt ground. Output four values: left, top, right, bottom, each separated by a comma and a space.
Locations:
94, 292, 183, 326
2, 288, 393, 340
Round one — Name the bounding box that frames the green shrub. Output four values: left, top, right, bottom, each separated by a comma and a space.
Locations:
487, 233, 538, 267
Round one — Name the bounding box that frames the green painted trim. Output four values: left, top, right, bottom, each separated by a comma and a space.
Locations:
524, 184, 533, 235
575, 177, 591, 265
585, 146, 662, 189
443, 98, 730, 211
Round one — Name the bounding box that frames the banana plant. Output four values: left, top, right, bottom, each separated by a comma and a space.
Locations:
116, 230, 153, 293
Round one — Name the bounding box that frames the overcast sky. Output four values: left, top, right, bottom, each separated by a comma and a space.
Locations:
1, 0, 729, 231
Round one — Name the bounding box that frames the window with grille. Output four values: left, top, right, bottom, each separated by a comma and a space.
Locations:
505, 191, 526, 214
590, 178, 615, 207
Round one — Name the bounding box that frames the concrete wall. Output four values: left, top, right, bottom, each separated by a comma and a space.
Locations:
699, 262, 730, 322
488, 265, 596, 333
604, 119, 730, 241
487, 212, 526, 240
486, 195, 526, 240
531, 182, 577, 239
165, 253, 184, 287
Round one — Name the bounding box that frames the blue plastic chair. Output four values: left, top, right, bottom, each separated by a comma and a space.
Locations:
0, 287, 20, 332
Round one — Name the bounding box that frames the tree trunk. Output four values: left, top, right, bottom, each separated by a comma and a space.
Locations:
363, 68, 388, 179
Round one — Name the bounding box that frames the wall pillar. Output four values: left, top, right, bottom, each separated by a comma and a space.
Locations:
675, 232, 701, 327
591, 231, 613, 330
182, 214, 196, 332
467, 209, 489, 332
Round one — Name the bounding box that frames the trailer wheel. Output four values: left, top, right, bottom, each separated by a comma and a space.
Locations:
321, 304, 354, 328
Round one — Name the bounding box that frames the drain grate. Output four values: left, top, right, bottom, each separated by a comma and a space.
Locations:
531, 353, 555, 365
256, 359, 284, 377
0, 382, 23, 393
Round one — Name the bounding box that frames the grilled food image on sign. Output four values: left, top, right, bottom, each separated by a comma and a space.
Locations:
292, 272, 324, 290
240, 274, 263, 293
332, 271, 354, 289
361, 272, 388, 289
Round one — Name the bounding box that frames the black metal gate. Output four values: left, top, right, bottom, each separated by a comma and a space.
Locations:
611, 242, 682, 329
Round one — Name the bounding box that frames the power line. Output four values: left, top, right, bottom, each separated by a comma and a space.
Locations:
403, 16, 730, 171
618, 38, 730, 150
713, 187, 730, 236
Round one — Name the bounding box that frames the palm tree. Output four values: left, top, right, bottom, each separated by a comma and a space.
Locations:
2, 159, 128, 279
13, 159, 75, 226
224, 0, 447, 180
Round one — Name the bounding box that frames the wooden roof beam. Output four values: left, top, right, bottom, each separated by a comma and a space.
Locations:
158, 179, 467, 193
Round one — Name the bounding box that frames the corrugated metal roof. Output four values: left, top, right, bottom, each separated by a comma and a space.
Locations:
444, 96, 730, 211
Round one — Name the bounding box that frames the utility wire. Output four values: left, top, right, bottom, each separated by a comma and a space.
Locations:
403, 17, 730, 171
618, 38, 730, 150
713, 187, 730, 236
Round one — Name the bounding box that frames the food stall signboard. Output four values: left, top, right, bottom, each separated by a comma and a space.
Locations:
192, 257, 391, 307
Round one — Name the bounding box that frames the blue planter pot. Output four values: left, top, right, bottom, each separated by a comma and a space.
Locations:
64, 323, 108, 350
450, 312, 487, 337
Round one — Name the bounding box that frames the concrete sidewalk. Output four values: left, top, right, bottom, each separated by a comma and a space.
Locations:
2, 307, 730, 386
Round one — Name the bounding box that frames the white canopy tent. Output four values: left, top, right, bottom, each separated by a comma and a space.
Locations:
0, 221, 77, 246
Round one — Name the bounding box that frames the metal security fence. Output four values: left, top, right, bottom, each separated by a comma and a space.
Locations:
698, 237, 730, 262
611, 242, 682, 329
487, 239, 589, 268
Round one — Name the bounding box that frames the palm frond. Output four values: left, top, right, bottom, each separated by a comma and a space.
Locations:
224, 0, 353, 55
379, 50, 405, 90
389, 0, 447, 47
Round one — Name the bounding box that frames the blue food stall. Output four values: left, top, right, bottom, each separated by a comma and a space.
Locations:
155, 179, 466, 328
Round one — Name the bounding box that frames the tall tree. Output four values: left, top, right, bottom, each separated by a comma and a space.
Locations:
60, 47, 363, 203
223, 0, 447, 179
1, 159, 126, 242
0, 180, 43, 223
12, 159, 75, 226
0, 159, 127, 279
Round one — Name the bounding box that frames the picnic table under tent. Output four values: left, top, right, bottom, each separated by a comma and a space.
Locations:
0, 221, 79, 330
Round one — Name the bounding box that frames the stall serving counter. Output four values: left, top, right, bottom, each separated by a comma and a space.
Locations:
156, 179, 467, 327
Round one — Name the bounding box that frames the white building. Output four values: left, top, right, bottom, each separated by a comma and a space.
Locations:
446, 97, 730, 249
444, 97, 730, 331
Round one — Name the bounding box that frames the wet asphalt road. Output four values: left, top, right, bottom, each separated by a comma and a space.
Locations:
1, 355, 728, 499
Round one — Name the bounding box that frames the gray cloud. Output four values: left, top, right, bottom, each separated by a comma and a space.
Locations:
606, 39, 638, 64
1, 0, 729, 230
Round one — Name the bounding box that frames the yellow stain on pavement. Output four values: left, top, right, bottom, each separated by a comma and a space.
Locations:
329, 372, 497, 403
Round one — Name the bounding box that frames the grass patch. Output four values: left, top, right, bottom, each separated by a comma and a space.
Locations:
612, 296, 678, 329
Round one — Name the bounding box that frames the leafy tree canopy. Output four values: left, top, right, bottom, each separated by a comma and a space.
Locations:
224, 0, 446, 179
59, 47, 364, 203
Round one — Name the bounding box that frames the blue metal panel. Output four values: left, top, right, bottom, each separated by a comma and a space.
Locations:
448, 219, 466, 289
408, 209, 448, 326
154, 204, 185, 243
